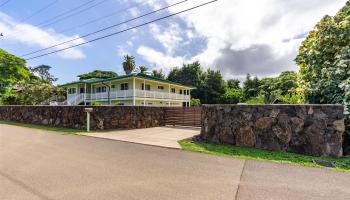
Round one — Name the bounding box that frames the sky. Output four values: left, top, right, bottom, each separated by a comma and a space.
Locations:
0, 0, 347, 84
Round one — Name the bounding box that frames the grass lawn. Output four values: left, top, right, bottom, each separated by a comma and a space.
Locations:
0, 121, 87, 135
179, 139, 350, 173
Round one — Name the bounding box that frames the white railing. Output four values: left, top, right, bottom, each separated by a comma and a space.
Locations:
67, 90, 190, 105
67, 94, 84, 105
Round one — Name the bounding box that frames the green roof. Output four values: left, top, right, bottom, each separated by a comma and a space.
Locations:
59, 73, 195, 89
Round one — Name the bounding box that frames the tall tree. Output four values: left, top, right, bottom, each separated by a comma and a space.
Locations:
152, 69, 165, 79
295, 1, 350, 154
167, 61, 203, 87
122, 54, 136, 74
227, 79, 240, 89
243, 74, 260, 100
198, 69, 227, 104
30, 65, 58, 83
0, 49, 30, 103
78, 70, 118, 80
0, 49, 30, 88
139, 66, 148, 73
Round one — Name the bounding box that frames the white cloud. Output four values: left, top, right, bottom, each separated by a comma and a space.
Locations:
149, 23, 183, 55
0, 12, 86, 59
137, 45, 188, 72
136, 0, 347, 79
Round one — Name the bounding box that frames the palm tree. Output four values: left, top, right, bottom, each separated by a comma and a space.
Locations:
122, 55, 136, 74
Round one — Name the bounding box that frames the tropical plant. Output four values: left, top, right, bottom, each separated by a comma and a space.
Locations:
295, 1, 350, 154
122, 54, 136, 74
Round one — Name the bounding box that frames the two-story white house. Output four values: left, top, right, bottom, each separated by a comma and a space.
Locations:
59, 72, 194, 107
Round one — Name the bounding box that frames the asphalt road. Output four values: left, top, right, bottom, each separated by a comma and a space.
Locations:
1, 124, 350, 200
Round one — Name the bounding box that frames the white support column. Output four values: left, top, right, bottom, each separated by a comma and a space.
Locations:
84, 83, 87, 105
90, 84, 93, 102
189, 89, 191, 107
168, 84, 171, 107
133, 78, 136, 106
143, 79, 146, 106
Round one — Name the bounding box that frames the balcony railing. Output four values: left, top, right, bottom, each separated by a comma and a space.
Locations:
81, 89, 190, 101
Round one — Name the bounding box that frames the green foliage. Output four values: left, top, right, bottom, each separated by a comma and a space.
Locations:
243, 74, 260, 100
167, 61, 203, 88
245, 96, 265, 104
295, 1, 350, 153
152, 69, 165, 79
78, 70, 118, 80
198, 69, 227, 104
190, 98, 201, 106
219, 88, 243, 104
122, 54, 136, 74
91, 101, 102, 106
139, 66, 148, 73
168, 61, 227, 104
179, 140, 350, 172
1, 83, 64, 105
279, 90, 306, 104
0, 48, 30, 99
227, 79, 240, 89
30, 65, 58, 83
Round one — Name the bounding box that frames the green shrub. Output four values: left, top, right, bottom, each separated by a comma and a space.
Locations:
91, 101, 102, 106
190, 98, 201, 106
245, 96, 265, 104
219, 88, 243, 104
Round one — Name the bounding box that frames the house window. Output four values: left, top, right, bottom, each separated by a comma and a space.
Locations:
179, 89, 183, 94
96, 86, 107, 93
171, 88, 176, 93
111, 85, 116, 89
142, 83, 151, 91
80, 88, 85, 93
68, 88, 76, 94
121, 83, 129, 90
158, 85, 164, 90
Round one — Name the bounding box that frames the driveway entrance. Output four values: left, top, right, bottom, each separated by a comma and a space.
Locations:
83, 126, 200, 149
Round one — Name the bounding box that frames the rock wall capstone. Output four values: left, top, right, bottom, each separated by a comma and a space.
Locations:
200, 105, 345, 157
0, 106, 165, 130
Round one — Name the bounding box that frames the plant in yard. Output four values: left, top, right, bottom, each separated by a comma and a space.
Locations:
91, 101, 102, 106
190, 98, 201, 106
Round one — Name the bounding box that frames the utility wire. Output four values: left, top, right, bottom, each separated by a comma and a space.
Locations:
56, 0, 149, 34
35, 0, 98, 27
39, 0, 109, 28
20, 0, 59, 23
0, 0, 11, 8
25, 0, 218, 61
21, 0, 188, 57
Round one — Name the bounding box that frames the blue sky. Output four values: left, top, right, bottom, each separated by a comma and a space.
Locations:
0, 0, 347, 84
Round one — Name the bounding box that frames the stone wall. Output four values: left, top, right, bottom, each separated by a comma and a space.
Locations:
0, 106, 165, 130
200, 105, 345, 157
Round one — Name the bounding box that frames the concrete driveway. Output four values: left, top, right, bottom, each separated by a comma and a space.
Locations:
1, 124, 350, 200
83, 126, 200, 149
